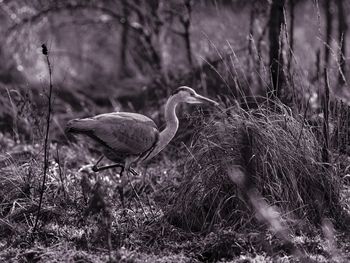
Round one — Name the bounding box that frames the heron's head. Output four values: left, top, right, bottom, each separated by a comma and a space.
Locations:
172, 86, 219, 106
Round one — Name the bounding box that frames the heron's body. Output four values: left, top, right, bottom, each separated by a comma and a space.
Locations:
66, 86, 218, 208
67, 112, 159, 164
66, 86, 219, 173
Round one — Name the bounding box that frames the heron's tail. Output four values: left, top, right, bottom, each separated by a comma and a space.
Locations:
65, 118, 94, 134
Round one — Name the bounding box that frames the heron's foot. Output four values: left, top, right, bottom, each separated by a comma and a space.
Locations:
92, 155, 105, 173
78, 164, 96, 174
92, 165, 99, 173
129, 168, 138, 176
92, 163, 125, 172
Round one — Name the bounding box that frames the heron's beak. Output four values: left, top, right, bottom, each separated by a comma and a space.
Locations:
194, 94, 220, 107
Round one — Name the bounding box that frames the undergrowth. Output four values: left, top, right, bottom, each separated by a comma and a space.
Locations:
1, 96, 349, 262
168, 103, 345, 233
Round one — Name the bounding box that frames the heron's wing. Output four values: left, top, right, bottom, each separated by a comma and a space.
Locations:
89, 113, 159, 155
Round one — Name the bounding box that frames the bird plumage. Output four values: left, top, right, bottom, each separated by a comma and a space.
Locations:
66, 86, 219, 170
66, 112, 159, 162
66, 86, 219, 210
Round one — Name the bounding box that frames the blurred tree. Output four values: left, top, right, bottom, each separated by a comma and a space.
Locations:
1, 0, 199, 100
119, 0, 132, 79
324, 0, 333, 69
252, 0, 270, 90
127, 0, 163, 73
164, 0, 194, 69
287, 0, 295, 72
181, 0, 193, 68
246, 0, 270, 88
268, 0, 285, 99
3, 1, 167, 79
336, 0, 347, 86
247, 0, 256, 86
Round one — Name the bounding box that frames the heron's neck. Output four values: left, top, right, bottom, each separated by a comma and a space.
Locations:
145, 95, 179, 161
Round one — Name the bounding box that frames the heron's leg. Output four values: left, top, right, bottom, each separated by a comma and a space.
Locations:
118, 166, 125, 210
129, 167, 138, 176
93, 162, 138, 176
93, 163, 125, 172
92, 155, 104, 172
92, 156, 126, 172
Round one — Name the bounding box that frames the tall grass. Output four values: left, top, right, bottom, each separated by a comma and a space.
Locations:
167, 103, 345, 233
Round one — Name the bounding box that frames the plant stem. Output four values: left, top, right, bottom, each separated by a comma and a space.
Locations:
33, 44, 53, 234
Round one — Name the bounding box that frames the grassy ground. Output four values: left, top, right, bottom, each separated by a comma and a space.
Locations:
1, 2, 350, 262
0, 100, 349, 262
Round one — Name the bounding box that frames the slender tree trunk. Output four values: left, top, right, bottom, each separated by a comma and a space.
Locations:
287, 0, 295, 71
324, 0, 333, 68
128, 0, 162, 74
145, 0, 162, 72
247, 0, 256, 85
336, 0, 347, 86
256, 21, 268, 89
268, 0, 285, 99
119, 0, 131, 79
183, 0, 193, 68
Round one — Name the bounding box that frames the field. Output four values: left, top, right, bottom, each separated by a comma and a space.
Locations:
0, 1, 350, 262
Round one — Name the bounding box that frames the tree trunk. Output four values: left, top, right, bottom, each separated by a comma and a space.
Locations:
324, 0, 333, 68
287, 0, 295, 71
127, 0, 162, 74
247, 0, 256, 85
268, 0, 285, 99
183, 0, 193, 68
336, 0, 347, 86
119, 0, 131, 79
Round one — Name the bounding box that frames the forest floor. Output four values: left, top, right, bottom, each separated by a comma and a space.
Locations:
1, 2, 350, 261
0, 104, 350, 262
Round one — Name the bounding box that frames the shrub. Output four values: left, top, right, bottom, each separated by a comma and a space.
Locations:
167, 103, 345, 232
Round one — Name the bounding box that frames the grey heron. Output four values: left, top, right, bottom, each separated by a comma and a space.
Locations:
65, 86, 219, 206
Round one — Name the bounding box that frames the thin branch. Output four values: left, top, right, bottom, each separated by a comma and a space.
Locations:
6, 3, 147, 37
169, 28, 186, 36
124, 0, 144, 21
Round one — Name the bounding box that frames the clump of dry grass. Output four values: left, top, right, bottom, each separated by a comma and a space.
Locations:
167, 103, 345, 232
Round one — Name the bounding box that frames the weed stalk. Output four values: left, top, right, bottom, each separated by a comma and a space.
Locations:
33, 44, 53, 234
322, 68, 330, 164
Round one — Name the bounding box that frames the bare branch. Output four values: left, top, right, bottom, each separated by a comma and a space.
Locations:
6, 3, 149, 38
